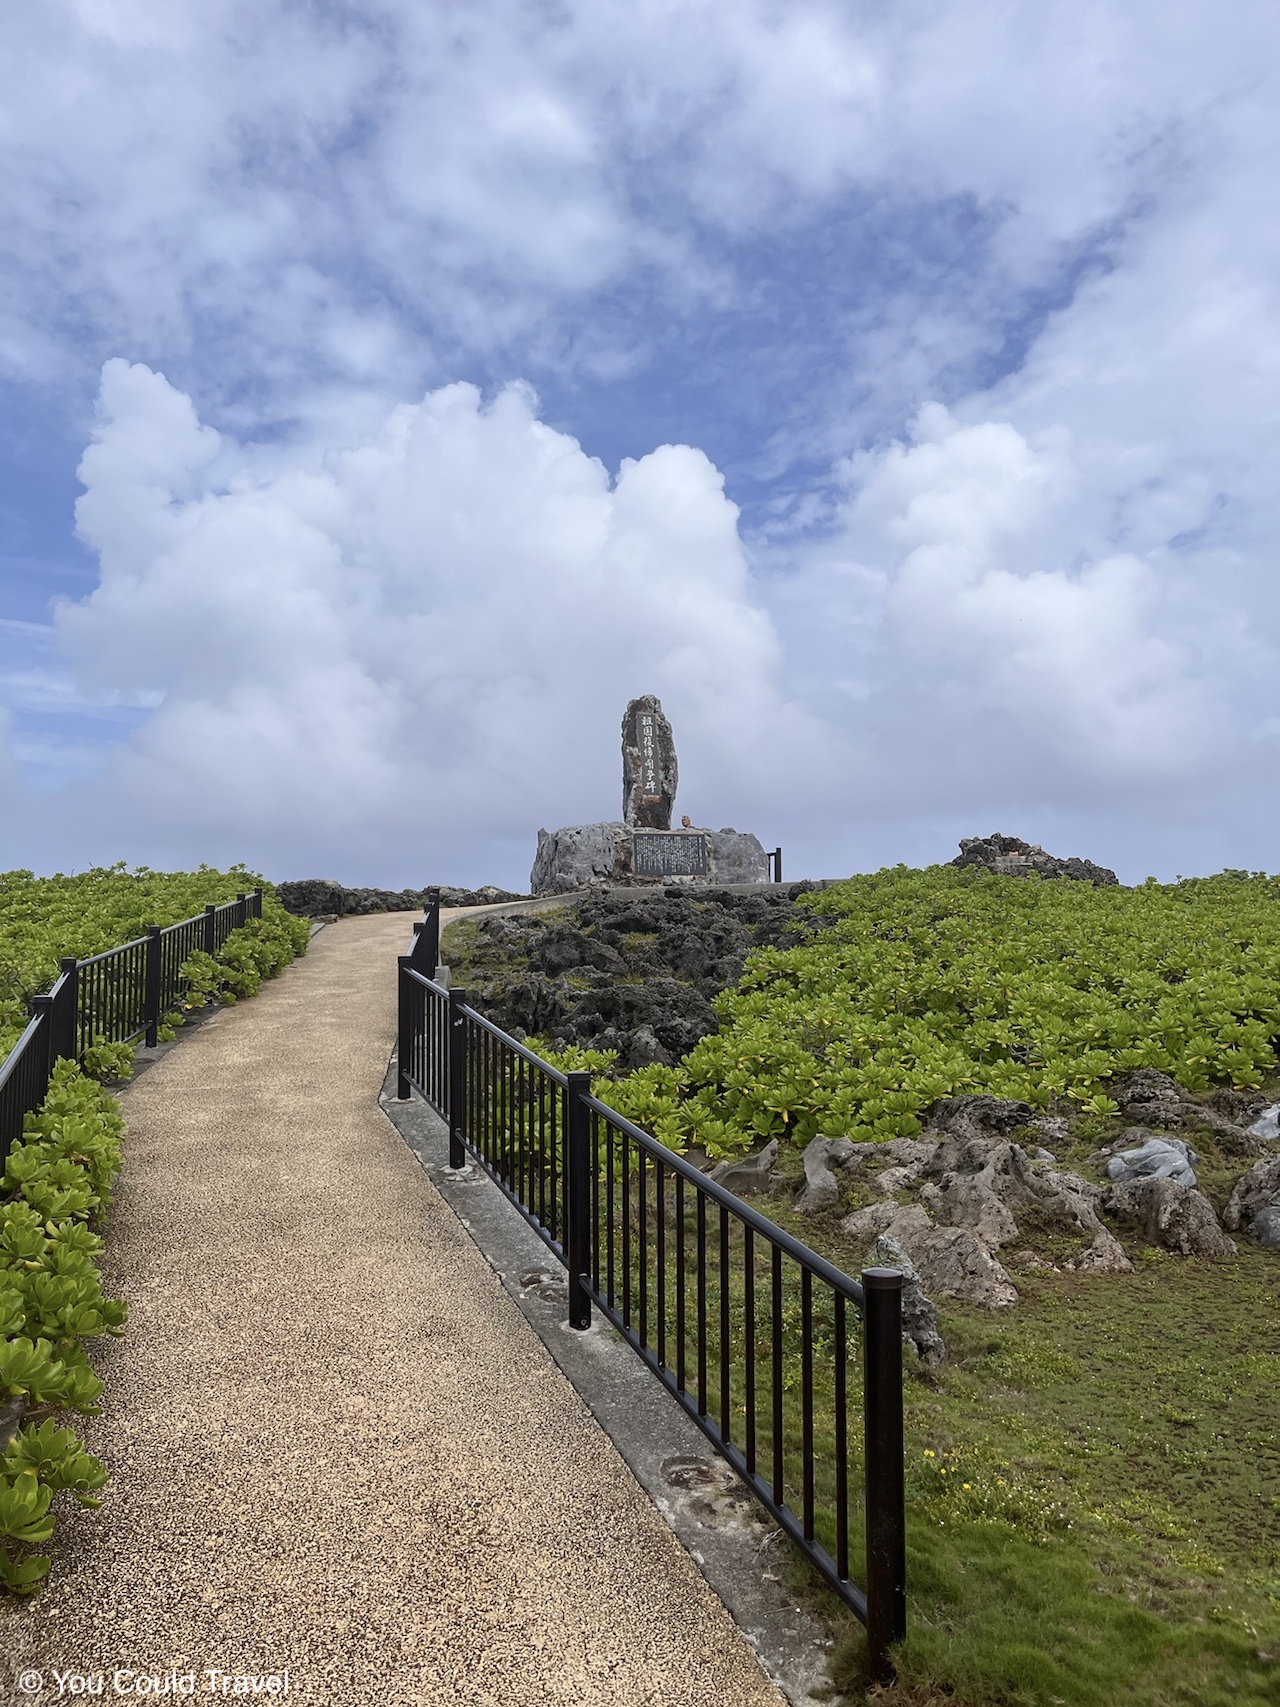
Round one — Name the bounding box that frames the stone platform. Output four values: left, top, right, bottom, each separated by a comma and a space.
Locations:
531, 821, 768, 894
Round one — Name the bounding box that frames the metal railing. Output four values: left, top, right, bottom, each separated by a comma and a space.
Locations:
0, 888, 264, 1165
396, 895, 907, 1679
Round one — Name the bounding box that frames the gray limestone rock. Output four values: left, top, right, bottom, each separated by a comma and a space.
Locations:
874, 1164, 925, 1197
919, 1171, 1020, 1249
842, 1201, 1018, 1308
707, 827, 769, 883
922, 1135, 1131, 1274
707, 1139, 778, 1195
1106, 1176, 1237, 1258
873, 1234, 945, 1366
793, 1136, 844, 1213
1252, 1204, 1280, 1248
897, 1224, 1020, 1309
622, 695, 677, 829
1247, 1103, 1280, 1142
530, 820, 770, 892
1223, 1155, 1280, 1232
1105, 1136, 1198, 1188
841, 1202, 933, 1242
531, 822, 631, 894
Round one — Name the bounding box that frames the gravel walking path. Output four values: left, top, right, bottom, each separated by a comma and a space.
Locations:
2, 912, 782, 1707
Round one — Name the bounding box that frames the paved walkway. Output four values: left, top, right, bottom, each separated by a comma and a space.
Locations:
3, 913, 782, 1707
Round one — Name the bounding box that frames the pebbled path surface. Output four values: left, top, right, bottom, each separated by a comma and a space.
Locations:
2, 912, 781, 1707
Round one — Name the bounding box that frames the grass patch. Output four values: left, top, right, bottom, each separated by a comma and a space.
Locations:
837, 1250, 1277, 1702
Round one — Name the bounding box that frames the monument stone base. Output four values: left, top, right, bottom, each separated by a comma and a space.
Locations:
531, 822, 769, 895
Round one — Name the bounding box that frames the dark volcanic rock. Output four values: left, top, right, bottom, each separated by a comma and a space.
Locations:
276, 879, 525, 916
452, 883, 825, 1068
952, 833, 1118, 886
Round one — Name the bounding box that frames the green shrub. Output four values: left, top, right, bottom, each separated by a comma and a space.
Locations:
609, 865, 1280, 1158
0, 1063, 124, 1593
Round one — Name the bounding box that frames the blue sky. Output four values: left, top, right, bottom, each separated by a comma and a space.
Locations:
1, 1, 1278, 888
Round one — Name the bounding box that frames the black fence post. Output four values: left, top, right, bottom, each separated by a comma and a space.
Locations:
31, 993, 55, 1096
565, 1070, 593, 1331
235, 891, 247, 929
252, 886, 263, 919
396, 955, 413, 1101
446, 988, 467, 1169
204, 904, 216, 956
144, 925, 162, 1049
424, 887, 441, 975
862, 1266, 907, 1682
772, 847, 783, 883
56, 957, 79, 1063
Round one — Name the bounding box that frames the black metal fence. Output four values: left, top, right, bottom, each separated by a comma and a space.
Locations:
396, 893, 907, 1678
0, 888, 264, 1166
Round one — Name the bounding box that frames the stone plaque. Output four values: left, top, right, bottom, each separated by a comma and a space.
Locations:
622, 695, 677, 830
632, 831, 708, 878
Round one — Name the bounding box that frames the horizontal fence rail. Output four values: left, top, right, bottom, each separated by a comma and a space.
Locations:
395, 905, 907, 1678
0, 887, 264, 1167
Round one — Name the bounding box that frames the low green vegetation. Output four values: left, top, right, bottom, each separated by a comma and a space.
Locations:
0, 866, 311, 1593
0, 862, 306, 1059
0, 1064, 122, 1592
603, 866, 1280, 1157
523, 869, 1280, 1703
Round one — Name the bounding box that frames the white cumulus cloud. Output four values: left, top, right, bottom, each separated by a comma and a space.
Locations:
7, 359, 823, 883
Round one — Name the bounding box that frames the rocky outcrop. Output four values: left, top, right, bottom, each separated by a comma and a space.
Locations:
792, 1136, 856, 1213
1106, 1176, 1236, 1258
531, 823, 633, 894
842, 1201, 1019, 1307
873, 1234, 946, 1366
436, 885, 529, 908
952, 833, 1118, 886
920, 1127, 1132, 1276
1108, 1069, 1267, 1154
707, 1140, 778, 1195
275, 879, 525, 916
1223, 1155, 1280, 1244
451, 885, 819, 1070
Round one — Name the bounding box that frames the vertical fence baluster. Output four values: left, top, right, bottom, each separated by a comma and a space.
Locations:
565, 1071, 591, 1330
835, 1292, 849, 1582
719, 1203, 731, 1442
771, 1245, 784, 1503
744, 1226, 756, 1475
622, 1128, 632, 1329
656, 1157, 667, 1368
696, 1190, 707, 1416
801, 1267, 815, 1541
606, 1121, 616, 1307
675, 1170, 686, 1392
638, 1146, 648, 1349
447, 989, 467, 1169
590, 1107, 600, 1289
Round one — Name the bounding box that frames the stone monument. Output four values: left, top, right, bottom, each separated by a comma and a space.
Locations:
622, 694, 676, 828
530, 696, 770, 893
